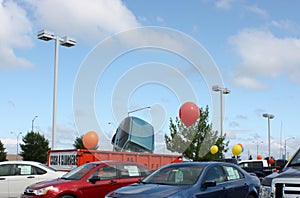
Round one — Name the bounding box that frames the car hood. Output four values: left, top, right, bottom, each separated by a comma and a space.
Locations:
27, 178, 73, 189
277, 167, 300, 178
113, 183, 189, 197
261, 167, 300, 186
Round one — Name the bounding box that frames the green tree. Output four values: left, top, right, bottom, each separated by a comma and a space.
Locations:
0, 140, 7, 161
73, 135, 84, 149
20, 131, 50, 163
165, 105, 229, 161
73, 135, 98, 150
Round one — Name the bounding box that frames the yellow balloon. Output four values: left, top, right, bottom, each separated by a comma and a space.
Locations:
232, 144, 242, 156
210, 145, 218, 154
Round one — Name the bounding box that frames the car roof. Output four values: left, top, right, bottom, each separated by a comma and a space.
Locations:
0, 161, 44, 165
167, 161, 237, 167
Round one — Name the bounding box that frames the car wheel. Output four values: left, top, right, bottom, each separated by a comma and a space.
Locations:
60, 195, 75, 198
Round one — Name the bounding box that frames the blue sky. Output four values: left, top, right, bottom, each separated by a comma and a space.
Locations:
1, 0, 300, 160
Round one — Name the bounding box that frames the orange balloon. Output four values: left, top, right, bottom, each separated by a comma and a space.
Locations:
179, 102, 200, 127
83, 131, 99, 149
257, 155, 262, 160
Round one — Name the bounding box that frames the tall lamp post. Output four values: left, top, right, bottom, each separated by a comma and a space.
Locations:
37, 30, 76, 150
212, 85, 230, 137
284, 137, 295, 160
10, 132, 22, 160
128, 106, 151, 116
262, 113, 275, 160
32, 115, 38, 132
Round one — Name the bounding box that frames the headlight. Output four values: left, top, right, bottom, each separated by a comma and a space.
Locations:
259, 185, 271, 198
26, 186, 56, 195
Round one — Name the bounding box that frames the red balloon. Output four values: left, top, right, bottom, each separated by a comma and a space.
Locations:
83, 131, 99, 149
269, 158, 275, 165
179, 102, 200, 127
257, 155, 262, 160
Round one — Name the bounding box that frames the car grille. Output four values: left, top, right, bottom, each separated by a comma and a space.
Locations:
275, 183, 300, 197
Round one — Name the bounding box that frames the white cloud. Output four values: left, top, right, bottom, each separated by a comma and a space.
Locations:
246, 5, 268, 19
156, 16, 164, 23
0, 0, 140, 69
0, 0, 34, 69
232, 76, 268, 89
229, 28, 300, 88
214, 0, 234, 10
27, 0, 140, 45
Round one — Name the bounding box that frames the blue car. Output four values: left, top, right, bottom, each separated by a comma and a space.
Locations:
105, 161, 260, 198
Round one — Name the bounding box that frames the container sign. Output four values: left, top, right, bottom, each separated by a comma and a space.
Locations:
49, 151, 77, 170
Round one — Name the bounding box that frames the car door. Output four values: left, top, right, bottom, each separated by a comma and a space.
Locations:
116, 164, 144, 187
195, 165, 227, 198
8, 164, 40, 197
0, 164, 10, 197
82, 164, 119, 198
222, 165, 248, 197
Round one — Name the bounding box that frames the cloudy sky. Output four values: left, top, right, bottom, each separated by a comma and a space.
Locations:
1, 0, 300, 160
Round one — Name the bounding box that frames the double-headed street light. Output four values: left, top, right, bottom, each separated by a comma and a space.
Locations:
262, 113, 275, 160
38, 30, 76, 150
10, 132, 22, 160
284, 137, 295, 160
212, 85, 230, 137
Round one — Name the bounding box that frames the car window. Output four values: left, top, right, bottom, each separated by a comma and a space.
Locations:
204, 166, 226, 183
13, 165, 33, 175
118, 164, 141, 178
0, 164, 10, 176
33, 166, 47, 175
239, 162, 262, 168
138, 165, 152, 177
93, 165, 117, 180
223, 166, 244, 181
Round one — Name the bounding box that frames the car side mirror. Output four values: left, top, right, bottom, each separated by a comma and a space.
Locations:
201, 180, 216, 188
89, 175, 100, 184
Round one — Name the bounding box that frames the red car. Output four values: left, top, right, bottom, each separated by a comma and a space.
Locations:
22, 160, 152, 198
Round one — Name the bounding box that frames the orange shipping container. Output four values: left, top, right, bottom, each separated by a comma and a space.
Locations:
47, 149, 182, 171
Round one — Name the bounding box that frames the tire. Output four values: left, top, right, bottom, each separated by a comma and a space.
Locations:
59, 195, 75, 198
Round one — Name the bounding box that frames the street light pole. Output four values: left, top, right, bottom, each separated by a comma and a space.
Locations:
253, 140, 263, 157
37, 30, 76, 150
128, 106, 151, 116
284, 137, 295, 160
212, 85, 230, 137
10, 132, 22, 160
32, 115, 38, 132
262, 113, 275, 160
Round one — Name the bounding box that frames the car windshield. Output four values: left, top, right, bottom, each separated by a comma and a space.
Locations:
61, 163, 98, 180
142, 165, 204, 185
288, 150, 300, 166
